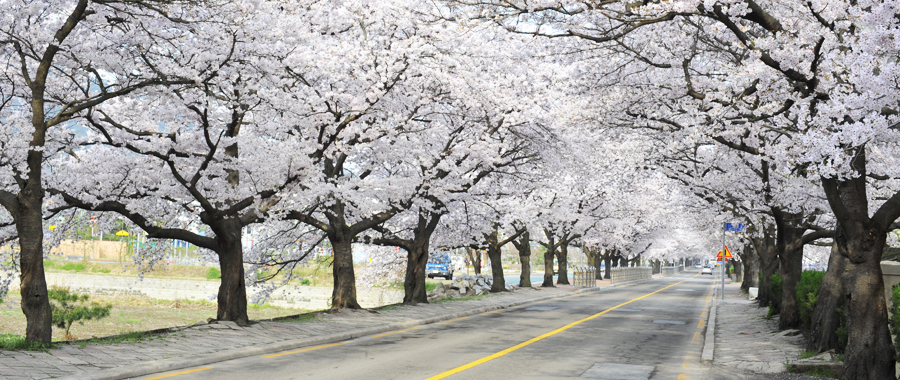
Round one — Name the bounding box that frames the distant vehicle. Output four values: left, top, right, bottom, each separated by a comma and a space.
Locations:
694, 262, 702, 268
701, 265, 714, 275
427, 252, 453, 280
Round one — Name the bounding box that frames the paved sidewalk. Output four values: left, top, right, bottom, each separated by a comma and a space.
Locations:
707, 281, 815, 380
0, 283, 614, 380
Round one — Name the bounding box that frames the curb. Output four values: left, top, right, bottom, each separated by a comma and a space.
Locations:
700, 285, 718, 363
62, 285, 617, 380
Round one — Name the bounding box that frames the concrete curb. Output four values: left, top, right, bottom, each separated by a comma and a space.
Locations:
700, 286, 718, 363
62, 285, 617, 380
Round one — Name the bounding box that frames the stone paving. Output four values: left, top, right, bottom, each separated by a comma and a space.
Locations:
0, 284, 599, 380
708, 282, 811, 380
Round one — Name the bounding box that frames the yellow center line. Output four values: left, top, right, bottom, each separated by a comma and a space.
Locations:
701, 312, 706, 317
436, 316, 471, 325
371, 327, 421, 338
424, 274, 700, 380
678, 374, 690, 380
691, 331, 701, 344
697, 319, 705, 329
263, 342, 346, 358
682, 353, 695, 369
139, 367, 213, 380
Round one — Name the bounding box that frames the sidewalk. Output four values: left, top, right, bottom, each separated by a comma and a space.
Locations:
0, 283, 614, 380
707, 281, 817, 380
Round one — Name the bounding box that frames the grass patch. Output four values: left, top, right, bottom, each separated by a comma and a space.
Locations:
800, 367, 838, 378
374, 304, 401, 312
205, 267, 221, 280
425, 282, 438, 292
0, 334, 52, 351
799, 351, 817, 359
59, 262, 86, 272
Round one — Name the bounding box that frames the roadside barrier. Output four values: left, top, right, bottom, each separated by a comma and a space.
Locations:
610, 267, 652, 284
572, 266, 597, 289
660, 265, 686, 276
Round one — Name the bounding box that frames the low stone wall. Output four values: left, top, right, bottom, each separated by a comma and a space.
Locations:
12, 273, 402, 310
610, 267, 652, 284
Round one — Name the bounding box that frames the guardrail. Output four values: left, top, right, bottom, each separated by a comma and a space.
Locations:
660, 265, 685, 276
572, 266, 597, 289
610, 267, 652, 284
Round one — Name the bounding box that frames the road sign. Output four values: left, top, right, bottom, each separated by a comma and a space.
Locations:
716, 246, 734, 261
725, 223, 744, 232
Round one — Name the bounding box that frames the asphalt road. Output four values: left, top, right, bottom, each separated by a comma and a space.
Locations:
135, 273, 714, 380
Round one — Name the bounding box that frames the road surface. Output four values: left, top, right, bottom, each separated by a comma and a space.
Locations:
135, 272, 715, 380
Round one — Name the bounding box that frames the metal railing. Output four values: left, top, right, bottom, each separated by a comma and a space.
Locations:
573, 266, 597, 288
660, 265, 687, 276
610, 267, 653, 284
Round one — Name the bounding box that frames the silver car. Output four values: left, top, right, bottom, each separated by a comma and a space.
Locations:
701, 265, 714, 275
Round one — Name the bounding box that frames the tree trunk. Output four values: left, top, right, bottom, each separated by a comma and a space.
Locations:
329, 233, 361, 309
841, 235, 893, 379
17, 198, 52, 344
753, 227, 779, 309
774, 210, 807, 330
513, 231, 532, 288
473, 248, 482, 275
556, 241, 570, 285
486, 231, 507, 293
820, 153, 896, 379
741, 244, 759, 291
213, 218, 248, 325
403, 242, 429, 304
542, 244, 556, 287
603, 251, 612, 279
808, 240, 847, 353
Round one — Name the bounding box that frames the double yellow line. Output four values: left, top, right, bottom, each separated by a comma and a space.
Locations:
425, 274, 699, 379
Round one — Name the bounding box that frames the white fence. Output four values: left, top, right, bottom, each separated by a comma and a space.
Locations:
610, 267, 653, 284
572, 266, 597, 288
660, 265, 685, 276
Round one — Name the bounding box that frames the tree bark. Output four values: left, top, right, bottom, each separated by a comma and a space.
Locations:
603, 250, 612, 279
808, 240, 847, 353
16, 198, 52, 344
556, 240, 570, 285
486, 231, 507, 293
328, 232, 361, 309
541, 239, 556, 287
774, 209, 807, 330
512, 231, 532, 288
741, 244, 759, 291
820, 150, 896, 379
752, 225, 779, 309
212, 218, 248, 325
403, 243, 429, 304
467, 247, 482, 275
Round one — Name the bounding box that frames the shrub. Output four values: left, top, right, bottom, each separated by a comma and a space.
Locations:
891, 284, 900, 361
796, 271, 825, 330
768, 273, 783, 316
299, 278, 311, 285
205, 267, 221, 280
59, 262, 85, 272
49, 287, 112, 340
0, 334, 50, 351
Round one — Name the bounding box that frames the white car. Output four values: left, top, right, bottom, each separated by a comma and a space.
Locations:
701, 265, 714, 275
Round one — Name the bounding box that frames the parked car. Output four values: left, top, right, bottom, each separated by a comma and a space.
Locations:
701, 265, 714, 275
427, 252, 454, 280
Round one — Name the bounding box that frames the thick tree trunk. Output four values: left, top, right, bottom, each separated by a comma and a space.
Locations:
403, 243, 429, 304
329, 234, 361, 309
753, 228, 779, 309
542, 245, 556, 287
741, 244, 759, 291
214, 218, 248, 325
556, 242, 570, 285
17, 199, 52, 344
603, 251, 612, 279
774, 210, 807, 330
473, 249, 482, 275
513, 231, 532, 288
808, 240, 847, 353
487, 244, 506, 292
